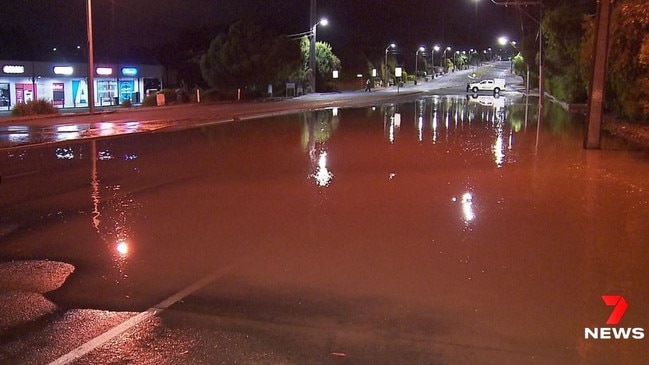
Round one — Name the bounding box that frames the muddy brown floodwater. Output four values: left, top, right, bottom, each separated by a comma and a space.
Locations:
1, 95, 648, 364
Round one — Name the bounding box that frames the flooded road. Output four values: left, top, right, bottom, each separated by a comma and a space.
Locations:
1, 95, 648, 364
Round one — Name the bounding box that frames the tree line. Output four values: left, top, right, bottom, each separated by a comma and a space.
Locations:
199, 20, 340, 98
516, 0, 648, 121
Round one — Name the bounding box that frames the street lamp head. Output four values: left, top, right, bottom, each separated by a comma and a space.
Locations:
434, 45, 440, 52
319, 18, 328, 26
498, 36, 508, 46
418, 46, 425, 52
446, 46, 452, 51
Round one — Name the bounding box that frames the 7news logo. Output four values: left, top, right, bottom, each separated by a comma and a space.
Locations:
584, 295, 645, 340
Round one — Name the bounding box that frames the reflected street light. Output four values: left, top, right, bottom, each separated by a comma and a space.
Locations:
485, 0, 544, 146
385, 43, 396, 87
309, 18, 328, 93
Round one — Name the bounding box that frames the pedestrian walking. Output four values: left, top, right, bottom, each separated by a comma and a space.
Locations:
365, 78, 372, 92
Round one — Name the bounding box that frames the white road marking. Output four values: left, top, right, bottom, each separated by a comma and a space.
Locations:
47, 270, 222, 365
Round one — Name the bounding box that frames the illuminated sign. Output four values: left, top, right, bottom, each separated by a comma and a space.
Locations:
2, 65, 25, 74
121, 67, 138, 76
96, 67, 113, 76
53, 66, 74, 75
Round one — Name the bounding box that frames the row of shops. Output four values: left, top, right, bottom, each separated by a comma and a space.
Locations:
0, 60, 164, 111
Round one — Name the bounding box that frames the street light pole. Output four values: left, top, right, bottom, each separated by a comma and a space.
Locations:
432, 45, 440, 78
308, 18, 328, 93
309, 0, 316, 93
86, 0, 95, 113
309, 22, 316, 93
385, 43, 396, 87
415, 46, 424, 84
444, 47, 451, 72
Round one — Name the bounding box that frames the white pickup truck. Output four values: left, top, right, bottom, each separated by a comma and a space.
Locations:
467, 78, 506, 94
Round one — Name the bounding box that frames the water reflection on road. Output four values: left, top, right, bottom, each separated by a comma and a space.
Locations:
0, 120, 172, 148
1, 94, 648, 364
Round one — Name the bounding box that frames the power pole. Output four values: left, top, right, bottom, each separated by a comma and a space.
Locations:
584, 0, 614, 149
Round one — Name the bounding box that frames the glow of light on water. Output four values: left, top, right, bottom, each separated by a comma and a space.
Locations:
116, 239, 129, 257
311, 151, 333, 187
57, 125, 79, 133
7, 133, 29, 143
432, 111, 438, 144
55, 125, 81, 141
418, 116, 424, 142
126, 122, 140, 133
98, 122, 114, 136
493, 128, 505, 168
461, 192, 475, 222
55, 147, 75, 160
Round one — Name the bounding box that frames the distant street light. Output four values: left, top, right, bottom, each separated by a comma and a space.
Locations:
415, 46, 425, 83
384, 43, 396, 87
443, 46, 451, 72
432, 45, 440, 77
309, 18, 328, 93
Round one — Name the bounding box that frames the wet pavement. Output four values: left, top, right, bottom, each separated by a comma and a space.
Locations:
1, 66, 649, 364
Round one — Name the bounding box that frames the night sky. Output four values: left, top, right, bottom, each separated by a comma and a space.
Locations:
1, 0, 521, 65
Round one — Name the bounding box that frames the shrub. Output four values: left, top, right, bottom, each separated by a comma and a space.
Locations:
142, 94, 158, 107
141, 89, 178, 107
159, 89, 177, 102
121, 99, 132, 108
11, 99, 59, 117
201, 89, 226, 102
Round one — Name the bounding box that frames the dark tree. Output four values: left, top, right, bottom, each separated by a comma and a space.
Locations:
200, 21, 301, 95
542, 2, 593, 103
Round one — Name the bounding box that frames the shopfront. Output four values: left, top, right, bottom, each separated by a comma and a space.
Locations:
0, 61, 163, 110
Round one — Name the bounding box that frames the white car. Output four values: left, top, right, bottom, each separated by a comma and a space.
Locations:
467, 78, 506, 94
